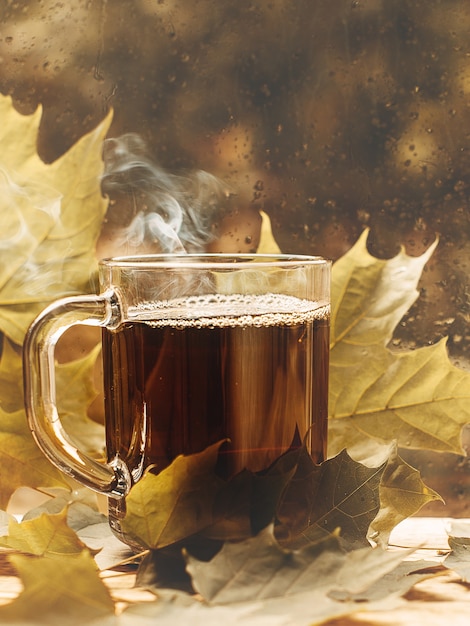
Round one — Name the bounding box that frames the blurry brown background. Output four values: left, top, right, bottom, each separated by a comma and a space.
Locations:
1, 0, 468, 515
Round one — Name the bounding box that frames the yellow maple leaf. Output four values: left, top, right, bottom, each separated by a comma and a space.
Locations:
256, 216, 470, 457
0, 551, 115, 623
0, 508, 95, 557
328, 228, 470, 456
257, 210, 281, 254
0, 95, 112, 345
0, 405, 70, 509
0, 336, 104, 507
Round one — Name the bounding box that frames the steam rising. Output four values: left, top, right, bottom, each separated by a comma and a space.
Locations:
101, 134, 231, 253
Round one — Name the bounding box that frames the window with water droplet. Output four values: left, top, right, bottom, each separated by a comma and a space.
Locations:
1, 0, 468, 518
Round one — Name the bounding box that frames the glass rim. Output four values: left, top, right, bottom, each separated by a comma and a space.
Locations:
99, 253, 331, 270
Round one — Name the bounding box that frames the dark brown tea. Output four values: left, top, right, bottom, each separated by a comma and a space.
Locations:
103, 293, 330, 484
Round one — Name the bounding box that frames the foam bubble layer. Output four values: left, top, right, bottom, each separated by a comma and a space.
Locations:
128, 293, 330, 328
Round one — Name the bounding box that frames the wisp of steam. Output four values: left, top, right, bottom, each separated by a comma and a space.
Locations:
101, 134, 231, 254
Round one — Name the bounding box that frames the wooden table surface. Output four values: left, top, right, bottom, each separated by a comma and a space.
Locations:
326, 517, 470, 626
1, 517, 469, 625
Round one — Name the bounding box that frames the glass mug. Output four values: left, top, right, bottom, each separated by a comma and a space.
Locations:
23, 254, 330, 546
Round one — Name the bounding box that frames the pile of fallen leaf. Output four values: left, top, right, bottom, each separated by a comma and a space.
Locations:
0, 478, 469, 625
0, 95, 469, 624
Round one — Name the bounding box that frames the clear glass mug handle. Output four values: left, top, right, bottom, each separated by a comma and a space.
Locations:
22, 289, 131, 498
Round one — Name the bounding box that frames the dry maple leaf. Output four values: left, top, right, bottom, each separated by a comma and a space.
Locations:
255, 215, 469, 458
443, 521, 470, 583
121, 441, 226, 550
184, 525, 438, 620
368, 442, 442, 547
0, 550, 115, 624
0, 336, 103, 507
328, 228, 470, 456
0, 507, 96, 558
0, 338, 23, 412
128, 527, 438, 626
256, 210, 281, 254
273, 442, 440, 550
274, 447, 386, 549
0, 405, 70, 509
0, 95, 112, 345
123, 440, 437, 593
